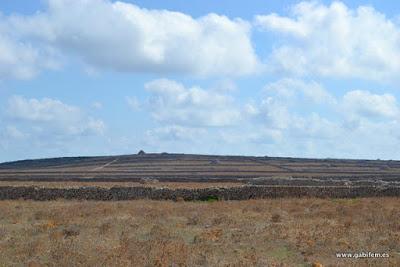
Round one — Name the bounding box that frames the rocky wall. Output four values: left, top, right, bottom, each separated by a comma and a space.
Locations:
0, 185, 399, 201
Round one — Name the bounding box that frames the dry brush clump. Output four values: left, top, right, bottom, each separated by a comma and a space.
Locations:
0, 198, 398, 266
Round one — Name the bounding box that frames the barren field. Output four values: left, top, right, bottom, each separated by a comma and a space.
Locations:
0, 198, 398, 267
1, 153, 400, 186
1, 153, 399, 200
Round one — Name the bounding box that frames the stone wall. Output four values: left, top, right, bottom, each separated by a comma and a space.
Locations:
0, 185, 399, 201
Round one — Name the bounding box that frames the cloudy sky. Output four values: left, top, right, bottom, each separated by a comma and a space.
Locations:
0, 0, 400, 162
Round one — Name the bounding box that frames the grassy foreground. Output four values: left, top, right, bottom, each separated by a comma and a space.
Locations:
0, 198, 398, 266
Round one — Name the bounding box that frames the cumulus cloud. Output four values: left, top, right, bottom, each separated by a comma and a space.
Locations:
145, 79, 241, 127
141, 78, 398, 158
255, 1, 400, 81
236, 80, 400, 158
245, 79, 336, 131
263, 78, 336, 105
7, 95, 105, 137
0, 30, 59, 80
211, 79, 400, 158
3, 0, 260, 78
342, 90, 399, 119
0, 96, 107, 160
139, 78, 347, 157
251, 98, 340, 140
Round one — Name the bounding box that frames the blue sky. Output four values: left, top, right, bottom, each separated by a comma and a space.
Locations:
1, 0, 400, 162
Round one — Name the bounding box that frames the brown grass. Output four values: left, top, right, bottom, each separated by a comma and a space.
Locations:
0, 198, 399, 266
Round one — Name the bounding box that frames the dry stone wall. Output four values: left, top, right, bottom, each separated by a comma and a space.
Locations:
0, 185, 399, 201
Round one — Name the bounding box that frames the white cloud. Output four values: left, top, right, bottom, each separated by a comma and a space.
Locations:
146, 125, 207, 142
0, 96, 107, 161
8, 96, 80, 122
252, 97, 340, 139
257, 96, 293, 130
0, 34, 37, 80
290, 113, 342, 139
235, 81, 400, 158
139, 78, 348, 157
4, 125, 27, 140
256, 13, 309, 37
342, 90, 399, 119
145, 79, 241, 127
4, 0, 260, 78
244, 79, 336, 130
7, 95, 105, 136
256, 1, 400, 81
263, 78, 336, 105
0, 31, 59, 80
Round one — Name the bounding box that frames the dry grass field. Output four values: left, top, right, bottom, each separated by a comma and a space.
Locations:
0, 198, 399, 267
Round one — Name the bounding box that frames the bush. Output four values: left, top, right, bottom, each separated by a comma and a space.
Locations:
201, 195, 219, 202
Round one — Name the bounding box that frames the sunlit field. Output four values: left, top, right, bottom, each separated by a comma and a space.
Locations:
0, 198, 398, 267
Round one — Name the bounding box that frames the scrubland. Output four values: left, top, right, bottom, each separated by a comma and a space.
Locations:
0, 198, 398, 266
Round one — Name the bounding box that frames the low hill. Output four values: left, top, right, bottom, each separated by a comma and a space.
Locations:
1, 153, 400, 185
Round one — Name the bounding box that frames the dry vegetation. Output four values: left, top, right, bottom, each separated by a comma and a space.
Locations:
0, 198, 399, 266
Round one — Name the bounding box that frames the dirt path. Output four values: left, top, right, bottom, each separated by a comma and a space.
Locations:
91, 158, 119, 171
84, 158, 119, 178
